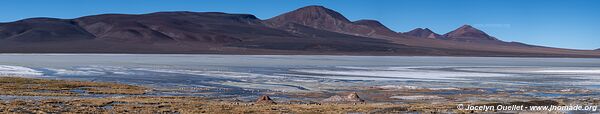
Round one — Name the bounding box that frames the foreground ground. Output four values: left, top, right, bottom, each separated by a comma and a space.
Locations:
1, 96, 403, 113
0, 77, 405, 113
0, 77, 595, 113
0, 77, 146, 96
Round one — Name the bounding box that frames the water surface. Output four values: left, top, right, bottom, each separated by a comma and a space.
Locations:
1, 54, 599, 98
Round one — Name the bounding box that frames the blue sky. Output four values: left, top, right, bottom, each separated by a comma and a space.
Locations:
1, 0, 599, 49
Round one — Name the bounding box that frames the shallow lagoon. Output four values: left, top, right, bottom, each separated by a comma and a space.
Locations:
1, 54, 600, 99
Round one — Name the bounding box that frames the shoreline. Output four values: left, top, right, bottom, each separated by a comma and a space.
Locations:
1, 53, 599, 59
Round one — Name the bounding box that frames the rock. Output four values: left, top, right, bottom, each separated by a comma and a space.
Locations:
255, 95, 276, 104
346, 92, 364, 102
322, 95, 344, 102
322, 92, 364, 103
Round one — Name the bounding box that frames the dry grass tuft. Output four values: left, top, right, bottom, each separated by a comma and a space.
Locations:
0, 77, 147, 96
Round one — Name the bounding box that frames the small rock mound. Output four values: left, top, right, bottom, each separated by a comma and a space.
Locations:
322, 92, 364, 103
346, 92, 364, 102
255, 95, 276, 104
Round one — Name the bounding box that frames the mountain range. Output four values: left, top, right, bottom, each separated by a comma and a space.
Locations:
1, 5, 599, 57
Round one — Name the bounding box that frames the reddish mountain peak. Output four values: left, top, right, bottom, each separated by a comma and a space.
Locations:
443, 24, 497, 41
296, 5, 349, 21
266, 5, 401, 39
454, 25, 485, 34
265, 5, 351, 33
268, 5, 350, 23
458, 24, 474, 29
404, 28, 441, 39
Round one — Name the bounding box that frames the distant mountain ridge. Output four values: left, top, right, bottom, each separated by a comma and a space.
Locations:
443, 25, 498, 41
73, 12, 270, 43
0, 5, 599, 57
403, 28, 442, 39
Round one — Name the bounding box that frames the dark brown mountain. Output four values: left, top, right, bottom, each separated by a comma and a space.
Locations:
74, 12, 280, 43
443, 25, 498, 42
403, 28, 442, 39
265, 5, 403, 39
352, 19, 401, 38
0, 18, 95, 42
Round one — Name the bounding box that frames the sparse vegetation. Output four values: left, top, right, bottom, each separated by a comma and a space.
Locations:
0, 96, 403, 114
0, 77, 146, 96
0, 77, 584, 113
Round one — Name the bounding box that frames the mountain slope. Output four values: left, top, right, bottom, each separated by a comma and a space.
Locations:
74, 12, 289, 43
0, 12, 444, 55
443, 25, 498, 42
0, 18, 95, 42
352, 19, 401, 38
403, 28, 442, 39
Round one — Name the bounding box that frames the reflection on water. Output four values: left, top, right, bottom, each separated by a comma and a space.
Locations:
1, 54, 600, 98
